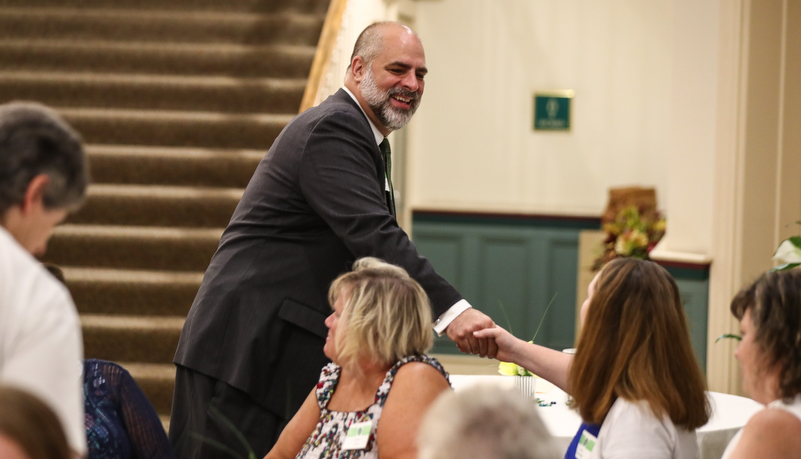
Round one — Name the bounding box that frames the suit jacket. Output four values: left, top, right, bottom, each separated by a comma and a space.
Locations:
174, 89, 463, 417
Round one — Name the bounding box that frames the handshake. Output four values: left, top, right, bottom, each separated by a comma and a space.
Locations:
444, 308, 500, 359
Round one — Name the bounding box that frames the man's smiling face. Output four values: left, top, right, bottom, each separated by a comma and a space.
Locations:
359, 25, 427, 132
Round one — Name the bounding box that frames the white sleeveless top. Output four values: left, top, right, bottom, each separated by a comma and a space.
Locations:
721, 395, 801, 459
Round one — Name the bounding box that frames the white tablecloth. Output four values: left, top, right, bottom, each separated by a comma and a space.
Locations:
449, 375, 762, 459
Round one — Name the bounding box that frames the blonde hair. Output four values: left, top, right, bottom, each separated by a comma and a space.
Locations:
328, 257, 433, 369
568, 258, 710, 429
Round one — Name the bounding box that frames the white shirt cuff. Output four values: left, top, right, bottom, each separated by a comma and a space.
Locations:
433, 299, 472, 336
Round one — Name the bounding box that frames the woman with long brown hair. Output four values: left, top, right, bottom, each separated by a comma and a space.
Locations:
476, 257, 710, 458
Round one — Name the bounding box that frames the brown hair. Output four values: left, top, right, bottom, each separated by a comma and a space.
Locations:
730, 269, 801, 400
328, 257, 433, 369
0, 385, 71, 459
568, 258, 710, 429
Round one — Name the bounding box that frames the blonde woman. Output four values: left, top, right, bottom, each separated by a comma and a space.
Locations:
265, 258, 451, 459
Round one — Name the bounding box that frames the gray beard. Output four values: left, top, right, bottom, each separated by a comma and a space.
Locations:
360, 67, 420, 131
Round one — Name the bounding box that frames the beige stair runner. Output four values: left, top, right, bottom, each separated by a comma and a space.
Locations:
0, 0, 329, 429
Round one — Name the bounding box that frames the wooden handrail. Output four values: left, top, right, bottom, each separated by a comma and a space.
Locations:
299, 0, 348, 113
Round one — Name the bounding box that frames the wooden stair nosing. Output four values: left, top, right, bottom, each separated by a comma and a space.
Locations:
85, 144, 263, 188
0, 7, 325, 46
0, 39, 316, 78
81, 314, 184, 364
45, 224, 222, 271
63, 267, 201, 317
68, 184, 243, 228
0, 71, 307, 114
0, 0, 330, 15
57, 108, 292, 150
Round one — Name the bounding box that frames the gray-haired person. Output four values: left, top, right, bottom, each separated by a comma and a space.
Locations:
418, 385, 561, 459
0, 101, 89, 456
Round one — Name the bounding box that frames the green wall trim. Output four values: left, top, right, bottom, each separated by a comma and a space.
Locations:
658, 262, 711, 281
413, 210, 602, 230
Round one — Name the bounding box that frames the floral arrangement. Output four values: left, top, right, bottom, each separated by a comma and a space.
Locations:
771, 231, 801, 271
592, 205, 666, 271
498, 347, 534, 377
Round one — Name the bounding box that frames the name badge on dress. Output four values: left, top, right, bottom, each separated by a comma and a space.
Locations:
575, 430, 598, 459
342, 421, 372, 451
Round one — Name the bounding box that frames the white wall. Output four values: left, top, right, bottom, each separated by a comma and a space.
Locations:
407, 0, 718, 256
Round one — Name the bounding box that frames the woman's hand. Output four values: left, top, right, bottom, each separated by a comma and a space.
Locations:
472, 326, 524, 364
475, 326, 573, 392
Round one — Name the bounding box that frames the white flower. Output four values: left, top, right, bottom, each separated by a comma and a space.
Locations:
772, 239, 801, 263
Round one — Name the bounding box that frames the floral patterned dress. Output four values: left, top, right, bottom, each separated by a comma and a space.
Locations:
295, 354, 450, 459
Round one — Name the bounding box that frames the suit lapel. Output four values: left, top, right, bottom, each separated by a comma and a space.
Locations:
330, 90, 394, 217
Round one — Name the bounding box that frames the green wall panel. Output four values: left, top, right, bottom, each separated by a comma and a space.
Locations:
413, 221, 582, 354
674, 278, 710, 371
413, 214, 710, 371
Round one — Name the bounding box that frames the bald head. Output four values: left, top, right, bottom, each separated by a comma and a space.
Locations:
348, 22, 419, 70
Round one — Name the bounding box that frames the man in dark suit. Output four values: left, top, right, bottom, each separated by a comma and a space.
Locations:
170, 22, 497, 459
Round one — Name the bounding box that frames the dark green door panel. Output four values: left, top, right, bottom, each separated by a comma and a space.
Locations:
413, 222, 581, 354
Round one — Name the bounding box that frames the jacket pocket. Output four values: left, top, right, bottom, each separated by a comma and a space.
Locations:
277, 298, 329, 338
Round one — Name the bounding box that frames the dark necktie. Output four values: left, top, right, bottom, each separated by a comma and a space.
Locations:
379, 138, 396, 217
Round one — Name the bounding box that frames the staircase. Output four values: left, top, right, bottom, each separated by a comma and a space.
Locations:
0, 0, 329, 426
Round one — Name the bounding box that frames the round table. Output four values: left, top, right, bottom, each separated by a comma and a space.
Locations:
449, 375, 762, 459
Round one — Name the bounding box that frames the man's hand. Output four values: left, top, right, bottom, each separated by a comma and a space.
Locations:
445, 308, 497, 358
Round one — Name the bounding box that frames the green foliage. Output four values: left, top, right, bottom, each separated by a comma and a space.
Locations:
714, 333, 742, 344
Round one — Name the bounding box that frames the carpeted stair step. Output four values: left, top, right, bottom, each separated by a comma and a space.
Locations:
0, 0, 329, 15
86, 145, 263, 188
122, 362, 175, 421
82, 314, 183, 364
3, 0, 332, 427
58, 107, 292, 150
0, 40, 316, 78
0, 72, 307, 114
45, 225, 222, 271
0, 8, 324, 46
68, 184, 243, 228
63, 267, 201, 317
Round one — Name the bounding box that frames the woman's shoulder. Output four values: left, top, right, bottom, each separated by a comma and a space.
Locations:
602, 399, 694, 443
600, 398, 697, 458
389, 355, 450, 384
376, 356, 450, 406
725, 406, 801, 459
745, 406, 801, 441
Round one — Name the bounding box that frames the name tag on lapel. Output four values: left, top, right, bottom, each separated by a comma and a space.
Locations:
342, 420, 372, 451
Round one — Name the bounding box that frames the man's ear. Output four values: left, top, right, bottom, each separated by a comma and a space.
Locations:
350, 56, 367, 83
20, 174, 50, 215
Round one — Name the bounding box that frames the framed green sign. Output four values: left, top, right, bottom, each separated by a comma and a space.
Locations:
533, 90, 574, 131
